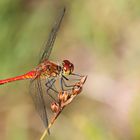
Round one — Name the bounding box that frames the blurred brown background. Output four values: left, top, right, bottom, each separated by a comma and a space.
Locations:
0, 0, 140, 140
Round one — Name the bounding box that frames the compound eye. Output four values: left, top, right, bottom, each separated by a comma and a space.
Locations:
64, 66, 67, 71
70, 63, 74, 72
62, 60, 69, 65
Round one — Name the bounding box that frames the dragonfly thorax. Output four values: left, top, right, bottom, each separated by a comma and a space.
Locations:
36, 60, 62, 78
61, 60, 74, 76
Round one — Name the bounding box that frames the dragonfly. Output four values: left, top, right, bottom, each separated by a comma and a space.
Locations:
0, 7, 79, 133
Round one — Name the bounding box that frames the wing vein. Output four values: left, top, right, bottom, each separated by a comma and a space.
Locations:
39, 7, 66, 63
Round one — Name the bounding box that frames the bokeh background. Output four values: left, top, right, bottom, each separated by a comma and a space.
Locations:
0, 0, 140, 140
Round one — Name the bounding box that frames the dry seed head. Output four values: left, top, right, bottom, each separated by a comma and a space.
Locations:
58, 91, 70, 103
51, 102, 59, 113
72, 83, 82, 95
62, 92, 70, 102
80, 76, 87, 85
72, 76, 87, 95
58, 91, 63, 101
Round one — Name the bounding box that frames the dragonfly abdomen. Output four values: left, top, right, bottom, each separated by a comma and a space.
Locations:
0, 71, 36, 85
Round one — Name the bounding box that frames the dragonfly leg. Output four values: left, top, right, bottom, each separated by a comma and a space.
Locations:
62, 76, 76, 87
45, 78, 58, 93
46, 78, 55, 89
60, 76, 75, 91
60, 77, 64, 91
45, 79, 59, 102
71, 73, 84, 77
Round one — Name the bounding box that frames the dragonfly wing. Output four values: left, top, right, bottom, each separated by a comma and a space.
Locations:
39, 7, 66, 63
30, 77, 50, 133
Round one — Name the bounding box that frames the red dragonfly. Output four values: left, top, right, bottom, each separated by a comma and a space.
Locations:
0, 8, 78, 133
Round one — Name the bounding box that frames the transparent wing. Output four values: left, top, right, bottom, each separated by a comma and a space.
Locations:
30, 78, 49, 130
29, 77, 59, 133
39, 7, 66, 64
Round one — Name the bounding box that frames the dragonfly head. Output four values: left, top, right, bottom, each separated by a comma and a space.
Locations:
62, 60, 74, 75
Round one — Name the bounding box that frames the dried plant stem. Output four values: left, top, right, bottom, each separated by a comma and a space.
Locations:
40, 129, 49, 140
39, 109, 63, 140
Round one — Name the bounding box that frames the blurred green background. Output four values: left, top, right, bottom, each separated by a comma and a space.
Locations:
0, 0, 140, 140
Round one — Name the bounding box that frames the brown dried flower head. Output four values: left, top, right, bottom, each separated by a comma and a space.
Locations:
51, 102, 59, 113
58, 91, 70, 103
72, 76, 87, 95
